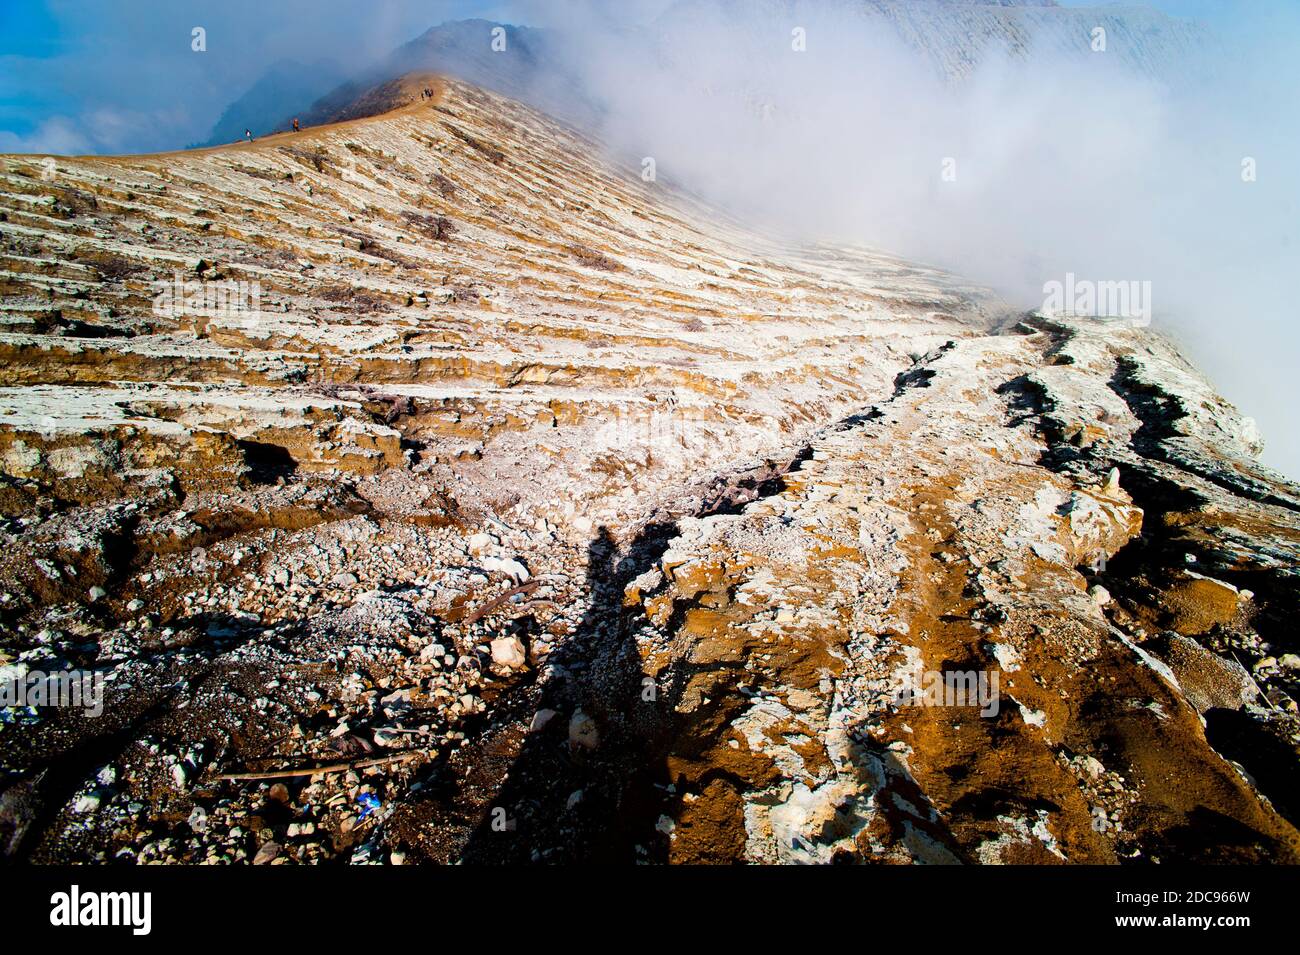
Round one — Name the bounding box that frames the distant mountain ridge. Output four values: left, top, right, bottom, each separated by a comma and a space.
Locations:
198, 59, 349, 147
202, 2, 1215, 144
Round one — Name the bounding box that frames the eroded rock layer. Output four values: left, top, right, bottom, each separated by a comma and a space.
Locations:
0, 76, 1296, 865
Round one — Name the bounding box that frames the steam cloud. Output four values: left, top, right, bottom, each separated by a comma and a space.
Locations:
509, 0, 1300, 476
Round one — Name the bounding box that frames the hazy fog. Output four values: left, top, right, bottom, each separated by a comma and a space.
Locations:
521, 0, 1299, 476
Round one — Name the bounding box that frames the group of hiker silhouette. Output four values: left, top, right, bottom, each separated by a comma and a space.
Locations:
240, 85, 433, 143
241, 116, 302, 143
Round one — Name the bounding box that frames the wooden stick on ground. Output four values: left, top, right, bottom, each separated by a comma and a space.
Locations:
463, 579, 540, 624
1231, 650, 1282, 713
214, 750, 424, 782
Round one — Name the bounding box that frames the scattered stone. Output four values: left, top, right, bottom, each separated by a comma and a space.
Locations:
252, 841, 281, 865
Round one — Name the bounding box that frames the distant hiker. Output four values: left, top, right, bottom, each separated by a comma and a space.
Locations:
292, 118, 300, 132
244, 128, 253, 143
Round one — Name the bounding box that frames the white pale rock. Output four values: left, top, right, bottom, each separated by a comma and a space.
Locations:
73, 792, 102, 814
482, 555, 530, 583
569, 709, 599, 750
490, 636, 527, 669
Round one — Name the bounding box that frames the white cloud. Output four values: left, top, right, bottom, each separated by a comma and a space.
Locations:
0, 116, 92, 155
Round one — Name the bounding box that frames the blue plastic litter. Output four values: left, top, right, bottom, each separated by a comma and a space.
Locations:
357, 792, 381, 820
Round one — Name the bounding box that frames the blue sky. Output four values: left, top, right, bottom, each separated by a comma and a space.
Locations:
0, 0, 1248, 155
0, 1, 513, 153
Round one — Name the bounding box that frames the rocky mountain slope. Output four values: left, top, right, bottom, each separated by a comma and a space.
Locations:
1, 74, 1297, 865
